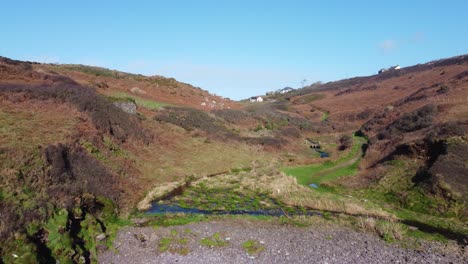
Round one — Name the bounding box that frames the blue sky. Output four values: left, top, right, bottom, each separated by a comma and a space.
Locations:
1, 1, 467, 100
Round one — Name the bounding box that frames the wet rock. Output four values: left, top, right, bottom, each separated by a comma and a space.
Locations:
96, 233, 106, 241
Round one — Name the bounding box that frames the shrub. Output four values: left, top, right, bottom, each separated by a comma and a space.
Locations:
338, 135, 353, 150
244, 137, 285, 149
44, 143, 121, 208
155, 107, 236, 140
356, 108, 373, 120
378, 104, 437, 140
211, 109, 251, 124
0, 83, 150, 143
277, 126, 301, 138
436, 85, 449, 94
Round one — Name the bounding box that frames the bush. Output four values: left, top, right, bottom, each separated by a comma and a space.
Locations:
244, 137, 285, 149
378, 104, 437, 140
338, 135, 353, 150
277, 126, 301, 138
155, 107, 236, 140
44, 143, 121, 208
0, 83, 150, 143
211, 109, 251, 124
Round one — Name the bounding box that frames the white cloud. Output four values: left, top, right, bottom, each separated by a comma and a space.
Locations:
378, 40, 397, 53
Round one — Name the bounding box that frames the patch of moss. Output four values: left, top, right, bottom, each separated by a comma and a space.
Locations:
200, 232, 229, 247
242, 239, 265, 255
157, 229, 191, 255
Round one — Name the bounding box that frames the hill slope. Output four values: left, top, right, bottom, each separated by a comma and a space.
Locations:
0, 55, 467, 263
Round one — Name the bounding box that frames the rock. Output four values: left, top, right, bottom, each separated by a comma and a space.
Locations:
96, 233, 106, 241
97, 244, 109, 252
131, 218, 150, 226
130, 87, 146, 95
113, 101, 137, 115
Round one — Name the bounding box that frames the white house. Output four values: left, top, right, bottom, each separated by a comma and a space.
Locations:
378, 65, 401, 74
249, 96, 263, 103
279, 87, 295, 94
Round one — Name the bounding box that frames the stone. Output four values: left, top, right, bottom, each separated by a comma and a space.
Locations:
113, 101, 137, 115
96, 233, 106, 241
130, 87, 146, 95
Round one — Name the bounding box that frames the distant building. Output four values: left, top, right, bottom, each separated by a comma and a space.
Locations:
378, 65, 401, 74
249, 96, 264, 103
279, 87, 295, 94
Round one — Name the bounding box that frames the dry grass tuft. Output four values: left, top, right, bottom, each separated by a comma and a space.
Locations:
137, 181, 185, 210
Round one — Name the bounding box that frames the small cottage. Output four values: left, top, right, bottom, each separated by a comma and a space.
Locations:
279, 87, 295, 94
249, 96, 264, 103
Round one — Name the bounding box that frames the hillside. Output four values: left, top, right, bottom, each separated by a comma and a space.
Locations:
267, 55, 468, 221
0, 55, 467, 263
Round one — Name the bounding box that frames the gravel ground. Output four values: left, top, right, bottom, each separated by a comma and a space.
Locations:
99, 218, 466, 264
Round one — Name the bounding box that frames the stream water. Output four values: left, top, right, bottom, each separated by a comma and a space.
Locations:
147, 203, 323, 217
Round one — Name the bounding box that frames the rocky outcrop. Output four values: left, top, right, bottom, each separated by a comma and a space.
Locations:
113, 101, 137, 115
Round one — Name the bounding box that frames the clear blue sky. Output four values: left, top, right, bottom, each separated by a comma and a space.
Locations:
1, 1, 467, 100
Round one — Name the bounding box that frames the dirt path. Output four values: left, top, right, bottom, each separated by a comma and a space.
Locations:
98, 219, 465, 264
313, 156, 359, 179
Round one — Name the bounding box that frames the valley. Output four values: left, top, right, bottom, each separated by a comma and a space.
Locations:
0, 55, 467, 263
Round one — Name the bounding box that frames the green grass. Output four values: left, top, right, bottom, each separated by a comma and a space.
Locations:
200, 232, 229, 247
283, 135, 365, 186
242, 239, 265, 255
113, 92, 169, 110
147, 214, 209, 227
321, 111, 330, 122
45, 210, 75, 263
157, 229, 191, 255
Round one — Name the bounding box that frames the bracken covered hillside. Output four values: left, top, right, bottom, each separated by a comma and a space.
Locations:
277, 55, 468, 216
0, 55, 467, 263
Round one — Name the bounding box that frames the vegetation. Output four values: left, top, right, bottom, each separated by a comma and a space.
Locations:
0, 82, 150, 143
378, 104, 437, 140
242, 239, 265, 255
283, 135, 365, 186
1, 56, 467, 262
321, 111, 330, 122
200, 232, 229, 247
338, 134, 353, 150
157, 229, 191, 255
112, 92, 169, 110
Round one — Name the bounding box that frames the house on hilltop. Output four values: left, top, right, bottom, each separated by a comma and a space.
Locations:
279, 87, 295, 94
249, 96, 264, 103
379, 65, 401, 74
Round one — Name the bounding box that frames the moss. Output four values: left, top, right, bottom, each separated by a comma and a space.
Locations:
200, 232, 229, 247
45, 210, 75, 263
242, 239, 265, 255
112, 92, 169, 110
148, 214, 208, 227
283, 135, 366, 186
157, 229, 191, 255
